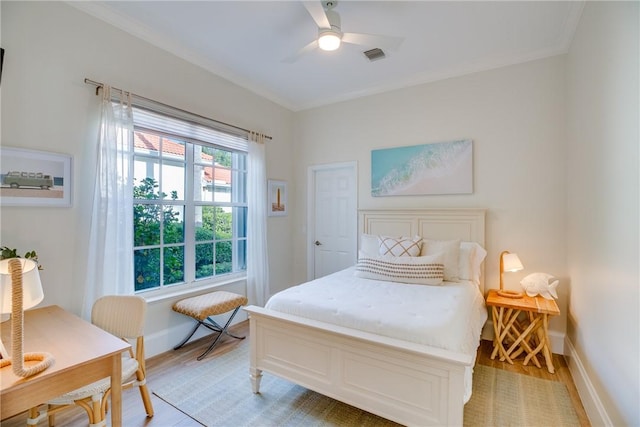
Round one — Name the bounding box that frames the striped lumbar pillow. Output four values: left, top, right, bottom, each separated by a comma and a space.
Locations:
378, 235, 423, 257
355, 251, 444, 286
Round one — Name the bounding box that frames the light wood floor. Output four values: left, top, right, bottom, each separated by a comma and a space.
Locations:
3, 320, 590, 426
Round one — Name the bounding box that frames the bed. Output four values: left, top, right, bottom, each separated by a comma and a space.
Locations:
244, 208, 487, 426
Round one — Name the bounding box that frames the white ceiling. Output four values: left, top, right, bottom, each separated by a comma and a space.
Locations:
71, 1, 584, 112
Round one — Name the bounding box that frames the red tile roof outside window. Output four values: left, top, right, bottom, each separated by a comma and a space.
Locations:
134, 132, 231, 185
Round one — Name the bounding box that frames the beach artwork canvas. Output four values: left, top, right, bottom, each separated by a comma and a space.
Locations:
371, 139, 472, 196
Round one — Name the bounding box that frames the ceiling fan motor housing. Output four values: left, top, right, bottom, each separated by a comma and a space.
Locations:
317, 4, 342, 50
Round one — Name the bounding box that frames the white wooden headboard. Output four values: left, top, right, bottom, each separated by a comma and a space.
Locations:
359, 209, 486, 292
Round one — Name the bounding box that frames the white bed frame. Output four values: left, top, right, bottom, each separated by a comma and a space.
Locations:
244, 209, 486, 426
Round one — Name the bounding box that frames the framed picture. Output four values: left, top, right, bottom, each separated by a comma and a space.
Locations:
0, 147, 72, 207
371, 139, 473, 196
268, 179, 287, 217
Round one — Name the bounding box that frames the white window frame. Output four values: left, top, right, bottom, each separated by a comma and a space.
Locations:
130, 109, 248, 299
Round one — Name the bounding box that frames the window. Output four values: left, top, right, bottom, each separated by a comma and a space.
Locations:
131, 108, 248, 293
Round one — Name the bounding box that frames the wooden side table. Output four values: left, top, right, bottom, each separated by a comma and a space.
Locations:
485, 289, 560, 373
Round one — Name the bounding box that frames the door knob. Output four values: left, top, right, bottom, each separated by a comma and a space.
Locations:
314, 240, 322, 246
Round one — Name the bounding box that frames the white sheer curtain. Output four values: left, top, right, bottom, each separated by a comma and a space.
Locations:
82, 86, 134, 319
246, 132, 270, 306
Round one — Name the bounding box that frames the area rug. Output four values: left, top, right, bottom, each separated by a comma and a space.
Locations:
152, 341, 580, 426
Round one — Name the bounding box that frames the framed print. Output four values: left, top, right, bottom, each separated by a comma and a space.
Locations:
371, 139, 473, 196
0, 147, 72, 207
268, 179, 287, 216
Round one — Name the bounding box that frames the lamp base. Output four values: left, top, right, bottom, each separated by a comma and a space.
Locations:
497, 289, 524, 298
0, 352, 55, 377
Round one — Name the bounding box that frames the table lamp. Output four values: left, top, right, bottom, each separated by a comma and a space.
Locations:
0, 258, 54, 377
498, 250, 524, 298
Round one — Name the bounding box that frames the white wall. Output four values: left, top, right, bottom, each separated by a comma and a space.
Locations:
0, 1, 294, 357
293, 56, 569, 343
566, 2, 639, 426
3, 2, 638, 424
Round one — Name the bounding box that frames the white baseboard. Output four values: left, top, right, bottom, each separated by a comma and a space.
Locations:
548, 330, 565, 355
482, 320, 565, 354
564, 337, 612, 426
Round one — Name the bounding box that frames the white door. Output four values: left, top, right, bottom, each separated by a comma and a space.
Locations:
307, 162, 358, 280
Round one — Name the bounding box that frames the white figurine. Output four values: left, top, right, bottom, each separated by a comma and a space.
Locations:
520, 272, 559, 300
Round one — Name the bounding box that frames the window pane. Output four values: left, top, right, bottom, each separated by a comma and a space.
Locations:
163, 246, 184, 285
236, 152, 247, 172
215, 241, 232, 274
232, 152, 247, 204
216, 207, 232, 240
163, 205, 184, 244
161, 138, 185, 161
134, 204, 161, 246
195, 243, 213, 279
212, 148, 232, 167
234, 207, 247, 238
162, 159, 185, 201
134, 132, 160, 156
134, 161, 160, 199
213, 166, 231, 203
194, 145, 213, 166
236, 239, 247, 271
194, 164, 214, 202
135, 248, 160, 291
195, 206, 215, 242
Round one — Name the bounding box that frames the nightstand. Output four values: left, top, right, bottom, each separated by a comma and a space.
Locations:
485, 289, 560, 373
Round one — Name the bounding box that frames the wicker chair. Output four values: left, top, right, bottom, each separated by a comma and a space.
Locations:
26, 295, 154, 427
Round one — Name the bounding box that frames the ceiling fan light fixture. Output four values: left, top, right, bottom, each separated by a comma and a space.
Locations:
318, 30, 341, 51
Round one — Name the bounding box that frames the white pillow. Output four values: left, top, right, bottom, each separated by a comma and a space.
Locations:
458, 242, 487, 284
378, 235, 423, 257
355, 251, 444, 286
421, 239, 461, 281
360, 233, 380, 256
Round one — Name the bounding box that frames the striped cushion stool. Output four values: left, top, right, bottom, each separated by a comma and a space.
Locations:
172, 291, 248, 360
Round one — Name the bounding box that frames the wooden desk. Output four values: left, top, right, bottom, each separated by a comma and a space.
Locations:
1, 305, 130, 425
485, 289, 560, 373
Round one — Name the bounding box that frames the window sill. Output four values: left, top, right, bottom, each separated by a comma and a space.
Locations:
140, 272, 247, 304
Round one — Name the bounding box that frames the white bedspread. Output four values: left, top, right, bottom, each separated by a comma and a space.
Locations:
265, 266, 488, 402
266, 266, 487, 354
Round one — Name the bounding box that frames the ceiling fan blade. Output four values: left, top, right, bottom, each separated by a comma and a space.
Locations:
282, 39, 319, 63
302, 1, 331, 29
342, 32, 404, 51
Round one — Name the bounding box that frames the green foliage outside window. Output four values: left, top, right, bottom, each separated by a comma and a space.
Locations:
134, 177, 184, 290
133, 177, 234, 291
202, 146, 232, 168
195, 205, 233, 278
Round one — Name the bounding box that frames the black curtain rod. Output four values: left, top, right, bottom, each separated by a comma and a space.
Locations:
84, 78, 272, 141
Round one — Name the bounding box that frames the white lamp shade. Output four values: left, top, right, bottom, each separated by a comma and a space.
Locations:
318, 31, 341, 51
0, 258, 44, 313
502, 253, 524, 272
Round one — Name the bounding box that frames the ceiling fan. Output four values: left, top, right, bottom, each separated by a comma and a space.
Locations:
283, 1, 404, 63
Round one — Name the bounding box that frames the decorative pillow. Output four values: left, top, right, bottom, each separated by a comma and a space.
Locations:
378, 235, 423, 257
458, 242, 487, 284
355, 251, 444, 286
420, 239, 461, 281
360, 233, 380, 256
